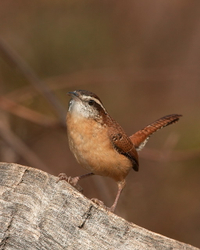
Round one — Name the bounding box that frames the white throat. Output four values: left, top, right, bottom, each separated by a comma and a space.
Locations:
68, 99, 91, 118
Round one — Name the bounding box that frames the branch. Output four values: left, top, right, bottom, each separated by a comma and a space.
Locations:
0, 162, 198, 250
0, 123, 49, 172
0, 39, 66, 126
0, 96, 59, 127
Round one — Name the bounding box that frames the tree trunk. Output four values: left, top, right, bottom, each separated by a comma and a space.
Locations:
0, 162, 198, 250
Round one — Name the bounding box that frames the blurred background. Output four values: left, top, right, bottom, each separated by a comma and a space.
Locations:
0, 0, 200, 248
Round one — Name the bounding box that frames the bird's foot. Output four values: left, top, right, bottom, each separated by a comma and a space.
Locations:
91, 198, 110, 211
91, 198, 116, 212
57, 173, 79, 185
57, 173, 83, 192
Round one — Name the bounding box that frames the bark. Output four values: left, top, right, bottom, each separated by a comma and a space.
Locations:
0, 162, 198, 250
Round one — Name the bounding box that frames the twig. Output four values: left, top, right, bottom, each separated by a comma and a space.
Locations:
0, 96, 60, 127
0, 120, 49, 172
0, 39, 66, 126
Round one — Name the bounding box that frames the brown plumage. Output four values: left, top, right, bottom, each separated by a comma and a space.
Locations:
130, 114, 182, 151
58, 90, 182, 212
106, 116, 139, 171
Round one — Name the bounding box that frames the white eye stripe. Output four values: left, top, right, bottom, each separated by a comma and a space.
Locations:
82, 96, 107, 113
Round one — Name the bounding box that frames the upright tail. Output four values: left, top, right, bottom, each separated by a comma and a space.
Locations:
129, 114, 182, 151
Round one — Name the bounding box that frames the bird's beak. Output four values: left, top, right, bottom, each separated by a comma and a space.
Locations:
68, 91, 79, 99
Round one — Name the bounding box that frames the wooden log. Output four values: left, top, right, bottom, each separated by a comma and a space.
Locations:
0, 162, 198, 250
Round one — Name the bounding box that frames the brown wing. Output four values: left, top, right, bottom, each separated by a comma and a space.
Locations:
129, 114, 182, 151
106, 116, 139, 171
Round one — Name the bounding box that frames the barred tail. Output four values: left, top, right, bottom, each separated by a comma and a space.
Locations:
129, 114, 182, 151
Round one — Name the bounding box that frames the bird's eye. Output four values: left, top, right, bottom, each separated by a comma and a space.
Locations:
88, 100, 95, 106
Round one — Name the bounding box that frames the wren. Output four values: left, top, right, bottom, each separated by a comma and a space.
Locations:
58, 90, 182, 212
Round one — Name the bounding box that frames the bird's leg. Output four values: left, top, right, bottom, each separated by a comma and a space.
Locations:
57, 172, 94, 192
91, 179, 126, 213
57, 172, 94, 185
109, 180, 126, 212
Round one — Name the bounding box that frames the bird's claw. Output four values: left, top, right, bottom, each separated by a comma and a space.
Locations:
57, 173, 83, 192
91, 198, 115, 212
91, 198, 109, 210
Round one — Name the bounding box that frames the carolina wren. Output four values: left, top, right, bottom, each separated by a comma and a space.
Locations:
58, 90, 182, 212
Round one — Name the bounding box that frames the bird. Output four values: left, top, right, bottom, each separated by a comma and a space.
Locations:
58, 90, 182, 212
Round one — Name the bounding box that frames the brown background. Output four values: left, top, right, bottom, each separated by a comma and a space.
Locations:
0, 1, 200, 248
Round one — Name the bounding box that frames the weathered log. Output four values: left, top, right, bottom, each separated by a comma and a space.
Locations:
0, 162, 198, 250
